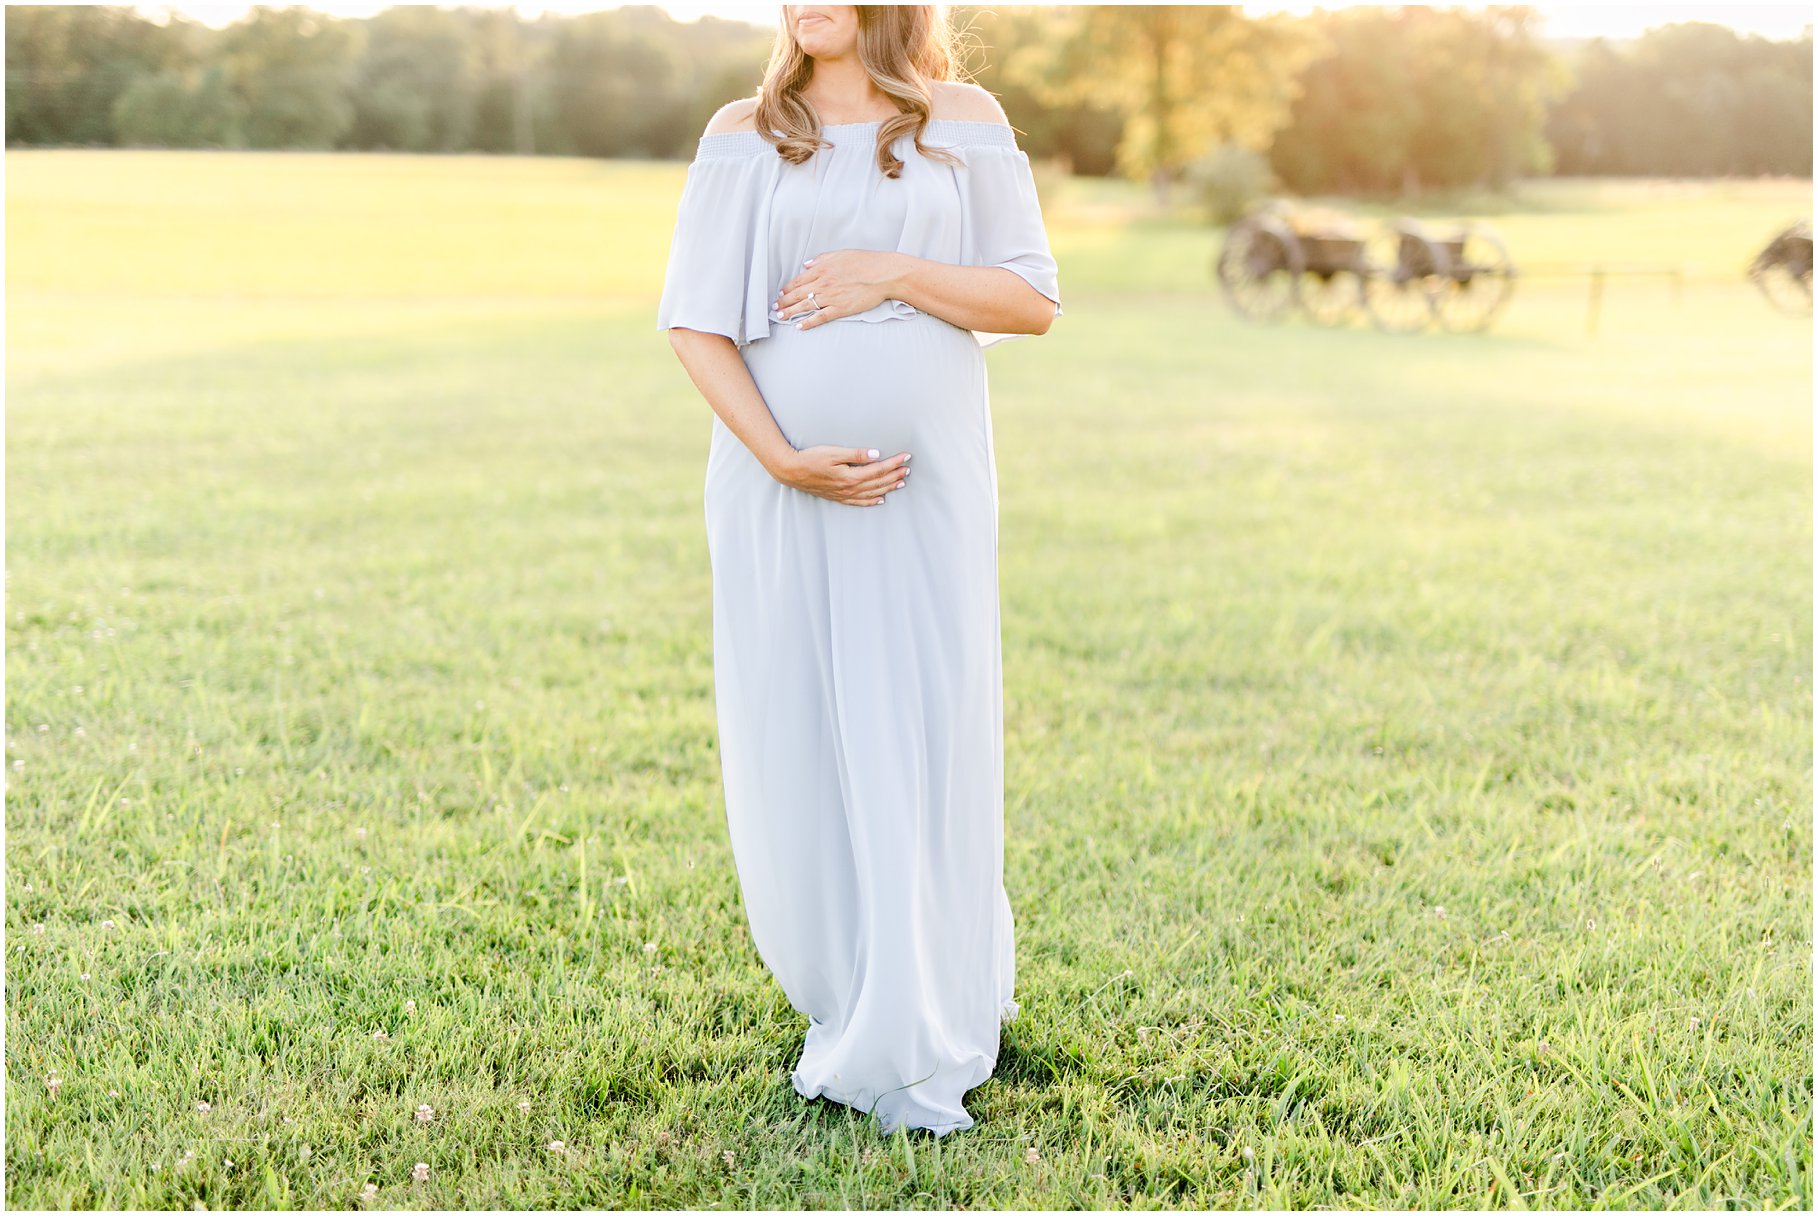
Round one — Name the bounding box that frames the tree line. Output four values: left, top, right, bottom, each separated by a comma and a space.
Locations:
5, 4, 1810, 196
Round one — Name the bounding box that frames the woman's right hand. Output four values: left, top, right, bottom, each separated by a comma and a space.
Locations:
771, 445, 912, 506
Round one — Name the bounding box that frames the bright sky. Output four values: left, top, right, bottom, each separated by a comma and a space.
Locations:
132, 2, 1818, 41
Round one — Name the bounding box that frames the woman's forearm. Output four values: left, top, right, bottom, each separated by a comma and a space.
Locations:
882, 253, 1058, 336
667, 328, 800, 479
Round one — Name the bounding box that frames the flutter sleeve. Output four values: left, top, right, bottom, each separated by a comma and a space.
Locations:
952, 127, 1064, 349
655, 132, 780, 347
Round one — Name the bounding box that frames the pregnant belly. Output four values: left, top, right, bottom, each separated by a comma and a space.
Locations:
738, 312, 988, 456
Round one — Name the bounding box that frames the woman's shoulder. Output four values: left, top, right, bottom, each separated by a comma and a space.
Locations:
691, 98, 768, 161
928, 81, 1011, 128
924, 83, 1020, 149
703, 97, 760, 136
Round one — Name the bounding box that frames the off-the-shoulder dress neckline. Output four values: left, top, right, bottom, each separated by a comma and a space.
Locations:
715, 118, 1009, 131
695, 117, 1020, 155
815, 118, 1003, 129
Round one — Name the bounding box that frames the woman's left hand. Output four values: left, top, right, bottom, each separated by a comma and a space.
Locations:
774, 251, 906, 329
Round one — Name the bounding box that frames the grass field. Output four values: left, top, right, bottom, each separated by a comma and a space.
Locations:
5, 149, 1812, 1209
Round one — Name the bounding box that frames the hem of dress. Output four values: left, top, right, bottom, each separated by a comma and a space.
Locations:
790, 1060, 990, 1138
789, 994, 1020, 1138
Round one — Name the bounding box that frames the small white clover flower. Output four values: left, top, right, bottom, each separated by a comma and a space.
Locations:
361, 1183, 378, 1200
547, 1140, 566, 1153
1024, 1146, 1041, 1165
45, 1075, 62, 1097
373, 1030, 389, 1042
412, 1162, 430, 1183
415, 1103, 435, 1122
643, 942, 657, 954
517, 1100, 532, 1114
196, 1100, 211, 1115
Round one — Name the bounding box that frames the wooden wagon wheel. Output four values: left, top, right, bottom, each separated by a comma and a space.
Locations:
1360, 220, 1446, 333
1749, 221, 1813, 315
1296, 240, 1368, 328
1215, 211, 1306, 324
1432, 221, 1517, 332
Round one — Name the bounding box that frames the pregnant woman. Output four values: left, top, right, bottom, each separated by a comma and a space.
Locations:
656, 4, 1062, 1137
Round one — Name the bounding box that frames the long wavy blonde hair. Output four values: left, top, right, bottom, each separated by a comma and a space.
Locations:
752, 5, 971, 177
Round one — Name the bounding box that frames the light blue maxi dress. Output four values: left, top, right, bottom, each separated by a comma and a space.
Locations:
656, 116, 1063, 1136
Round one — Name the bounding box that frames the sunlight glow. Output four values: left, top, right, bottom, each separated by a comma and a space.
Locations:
132, 3, 1817, 41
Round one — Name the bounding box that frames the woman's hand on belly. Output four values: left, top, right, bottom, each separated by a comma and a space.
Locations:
774, 251, 910, 330
773, 444, 913, 507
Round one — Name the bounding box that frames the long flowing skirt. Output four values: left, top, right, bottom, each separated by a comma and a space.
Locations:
703, 310, 1019, 1137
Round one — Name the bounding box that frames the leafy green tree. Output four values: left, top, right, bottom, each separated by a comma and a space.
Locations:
467, 7, 554, 155
345, 5, 480, 153
1270, 5, 1566, 195
6, 4, 189, 145
110, 63, 244, 147
1008, 4, 1320, 204
951, 4, 1123, 175
218, 5, 359, 149
546, 8, 688, 158
1547, 22, 1813, 176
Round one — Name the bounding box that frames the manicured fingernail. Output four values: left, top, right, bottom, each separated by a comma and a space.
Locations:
867, 449, 879, 460
895, 480, 904, 489
902, 453, 912, 463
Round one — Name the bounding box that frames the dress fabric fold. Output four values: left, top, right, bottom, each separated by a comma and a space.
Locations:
656, 116, 1061, 1136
